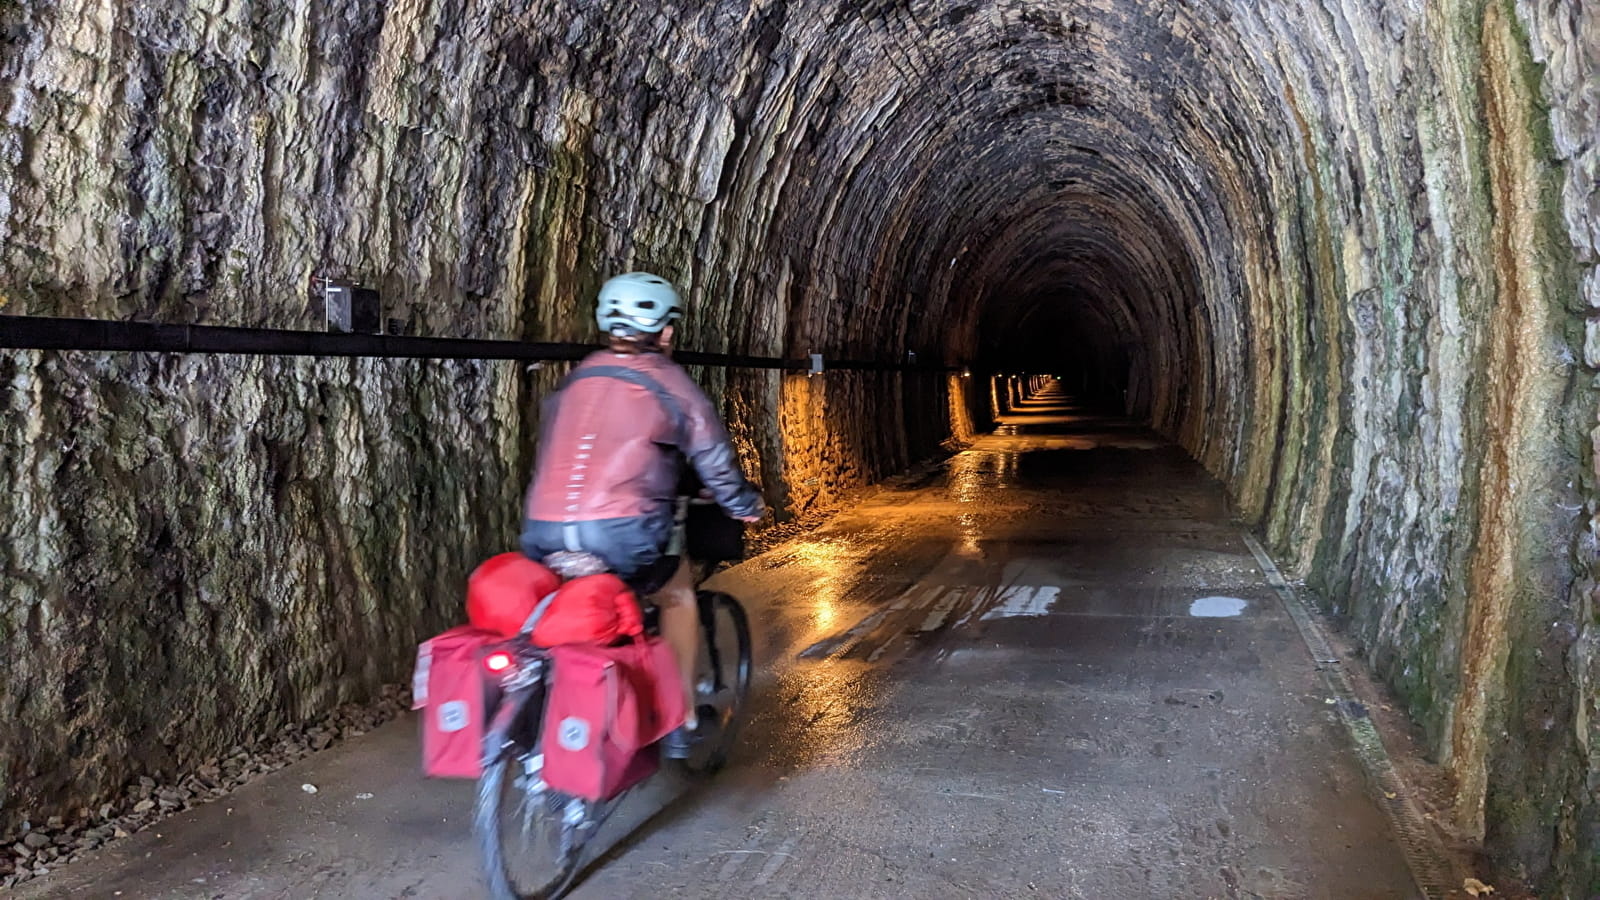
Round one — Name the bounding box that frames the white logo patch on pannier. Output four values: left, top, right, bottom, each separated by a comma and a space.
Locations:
558, 716, 591, 751
437, 701, 470, 733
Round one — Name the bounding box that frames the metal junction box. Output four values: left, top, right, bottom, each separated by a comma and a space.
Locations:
322, 280, 381, 334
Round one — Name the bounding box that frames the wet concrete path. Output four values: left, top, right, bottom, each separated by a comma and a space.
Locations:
17, 387, 1418, 899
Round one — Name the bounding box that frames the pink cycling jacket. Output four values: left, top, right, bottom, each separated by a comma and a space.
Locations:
524, 351, 764, 526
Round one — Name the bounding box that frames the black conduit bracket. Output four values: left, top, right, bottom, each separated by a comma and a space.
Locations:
0, 315, 960, 373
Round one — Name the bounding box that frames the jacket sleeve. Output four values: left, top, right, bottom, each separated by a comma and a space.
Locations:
668, 372, 766, 520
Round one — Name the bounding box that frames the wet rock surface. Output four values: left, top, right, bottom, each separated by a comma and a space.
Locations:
1, 0, 1596, 890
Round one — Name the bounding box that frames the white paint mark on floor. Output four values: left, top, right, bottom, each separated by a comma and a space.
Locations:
953, 589, 992, 628
1189, 596, 1248, 617
753, 835, 801, 885
866, 634, 905, 663
917, 589, 964, 631
803, 585, 937, 658
980, 585, 1060, 620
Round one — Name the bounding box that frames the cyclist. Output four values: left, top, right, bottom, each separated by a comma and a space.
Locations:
521, 271, 766, 754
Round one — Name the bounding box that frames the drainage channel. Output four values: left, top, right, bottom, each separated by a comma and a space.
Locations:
1241, 532, 1462, 900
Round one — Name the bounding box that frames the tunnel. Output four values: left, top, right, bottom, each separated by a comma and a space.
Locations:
1, 0, 1596, 895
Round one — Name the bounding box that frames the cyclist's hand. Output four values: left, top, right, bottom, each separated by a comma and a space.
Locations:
737, 513, 763, 523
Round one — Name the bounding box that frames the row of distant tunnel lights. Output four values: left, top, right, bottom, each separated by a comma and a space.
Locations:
801, 352, 974, 379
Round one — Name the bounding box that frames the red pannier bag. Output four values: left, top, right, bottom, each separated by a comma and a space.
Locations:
539, 637, 687, 801
413, 625, 499, 778
466, 553, 561, 638
530, 573, 643, 647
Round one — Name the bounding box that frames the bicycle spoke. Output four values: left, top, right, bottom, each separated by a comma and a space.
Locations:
478, 747, 581, 900
479, 592, 752, 893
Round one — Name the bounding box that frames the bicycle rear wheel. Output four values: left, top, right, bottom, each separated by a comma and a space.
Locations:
680, 590, 753, 776
476, 744, 587, 900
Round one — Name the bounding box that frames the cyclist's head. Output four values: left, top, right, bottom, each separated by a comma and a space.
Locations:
596, 272, 683, 353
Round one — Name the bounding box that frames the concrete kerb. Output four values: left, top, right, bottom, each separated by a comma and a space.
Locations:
1241, 531, 1463, 900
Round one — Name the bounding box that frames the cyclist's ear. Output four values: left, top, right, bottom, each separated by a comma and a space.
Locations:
660, 324, 676, 352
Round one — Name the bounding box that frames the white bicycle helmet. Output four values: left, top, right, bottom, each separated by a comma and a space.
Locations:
595, 272, 684, 336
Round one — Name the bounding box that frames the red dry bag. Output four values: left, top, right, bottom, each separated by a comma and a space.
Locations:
530, 573, 643, 647
466, 553, 561, 638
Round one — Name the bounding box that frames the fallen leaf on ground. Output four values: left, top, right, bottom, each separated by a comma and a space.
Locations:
1463, 877, 1495, 896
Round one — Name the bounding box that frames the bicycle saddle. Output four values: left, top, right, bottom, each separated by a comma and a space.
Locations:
542, 551, 610, 579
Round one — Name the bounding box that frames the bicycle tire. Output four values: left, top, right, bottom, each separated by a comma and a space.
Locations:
679, 591, 753, 776
475, 705, 585, 900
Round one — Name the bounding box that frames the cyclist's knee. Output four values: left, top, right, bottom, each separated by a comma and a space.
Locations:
657, 586, 694, 611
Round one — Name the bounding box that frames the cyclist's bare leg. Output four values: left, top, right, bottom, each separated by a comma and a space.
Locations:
652, 557, 699, 729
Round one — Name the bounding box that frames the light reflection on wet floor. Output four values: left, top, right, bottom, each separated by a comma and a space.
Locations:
567, 388, 1417, 899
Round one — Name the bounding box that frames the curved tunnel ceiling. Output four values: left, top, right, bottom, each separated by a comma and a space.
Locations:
608, 9, 1592, 880
2, 0, 1594, 887
691, 0, 1300, 446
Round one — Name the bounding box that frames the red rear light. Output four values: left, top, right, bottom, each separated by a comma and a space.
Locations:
484, 651, 514, 673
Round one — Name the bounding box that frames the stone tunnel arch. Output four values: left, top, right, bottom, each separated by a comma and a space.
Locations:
0, 0, 1594, 892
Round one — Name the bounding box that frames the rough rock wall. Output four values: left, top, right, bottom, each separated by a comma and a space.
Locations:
916, 1, 1594, 889
2, 0, 1597, 890
1520, 1, 1600, 888
0, 0, 961, 839
0, 350, 524, 829
1179, 3, 1595, 888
